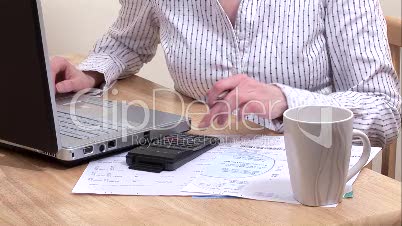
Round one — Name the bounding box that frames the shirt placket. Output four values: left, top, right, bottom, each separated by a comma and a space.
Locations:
214, 0, 246, 76
233, 0, 248, 75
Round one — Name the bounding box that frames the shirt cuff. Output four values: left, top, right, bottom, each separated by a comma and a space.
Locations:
272, 83, 305, 109
272, 83, 339, 109
77, 53, 127, 90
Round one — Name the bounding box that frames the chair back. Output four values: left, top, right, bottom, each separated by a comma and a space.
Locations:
383, 16, 401, 178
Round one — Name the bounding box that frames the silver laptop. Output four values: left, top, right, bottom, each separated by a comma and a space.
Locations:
0, 0, 190, 162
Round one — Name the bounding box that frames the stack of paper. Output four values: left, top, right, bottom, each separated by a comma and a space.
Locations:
73, 135, 381, 206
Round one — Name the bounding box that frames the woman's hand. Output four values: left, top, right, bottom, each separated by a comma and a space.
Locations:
199, 74, 288, 128
51, 56, 105, 94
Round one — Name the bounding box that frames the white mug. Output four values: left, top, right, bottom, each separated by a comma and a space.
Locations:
283, 106, 371, 206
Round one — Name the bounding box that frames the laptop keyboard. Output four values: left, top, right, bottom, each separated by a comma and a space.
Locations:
57, 112, 119, 139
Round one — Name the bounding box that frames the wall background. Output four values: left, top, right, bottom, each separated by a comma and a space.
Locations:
41, 0, 401, 180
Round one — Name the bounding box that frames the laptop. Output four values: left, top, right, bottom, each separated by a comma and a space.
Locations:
0, 0, 191, 163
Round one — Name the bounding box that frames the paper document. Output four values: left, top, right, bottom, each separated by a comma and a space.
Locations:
73, 150, 221, 196
73, 136, 244, 195
73, 135, 381, 206
182, 136, 381, 205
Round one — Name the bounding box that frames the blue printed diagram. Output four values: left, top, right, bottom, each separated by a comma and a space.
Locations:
202, 150, 276, 179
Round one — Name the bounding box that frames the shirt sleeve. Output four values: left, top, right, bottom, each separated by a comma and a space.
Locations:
274, 0, 401, 147
77, 0, 160, 89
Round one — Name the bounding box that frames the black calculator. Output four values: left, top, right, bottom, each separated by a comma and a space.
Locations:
126, 133, 220, 173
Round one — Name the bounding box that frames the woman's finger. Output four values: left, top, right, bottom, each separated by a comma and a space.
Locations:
200, 89, 252, 128
206, 74, 248, 107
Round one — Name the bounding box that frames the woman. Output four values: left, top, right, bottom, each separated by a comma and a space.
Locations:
52, 0, 401, 147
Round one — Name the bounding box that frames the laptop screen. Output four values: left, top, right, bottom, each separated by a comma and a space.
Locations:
0, 0, 59, 153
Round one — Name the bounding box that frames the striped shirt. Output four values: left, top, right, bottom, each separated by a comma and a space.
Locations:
78, 0, 401, 147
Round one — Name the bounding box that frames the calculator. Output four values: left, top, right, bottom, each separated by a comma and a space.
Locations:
126, 133, 220, 173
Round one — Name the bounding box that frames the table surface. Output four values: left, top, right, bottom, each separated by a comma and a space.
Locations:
0, 56, 400, 225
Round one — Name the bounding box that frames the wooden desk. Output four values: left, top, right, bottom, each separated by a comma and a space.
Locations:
0, 56, 401, 225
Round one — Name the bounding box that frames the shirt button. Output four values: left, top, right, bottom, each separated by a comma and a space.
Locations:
237, 32, 245, 40
231, 68, 240, 75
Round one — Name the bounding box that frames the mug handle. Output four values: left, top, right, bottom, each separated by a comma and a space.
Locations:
347, 130, 371, 181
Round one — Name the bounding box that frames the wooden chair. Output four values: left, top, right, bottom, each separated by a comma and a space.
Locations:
383, 16, 401, 178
